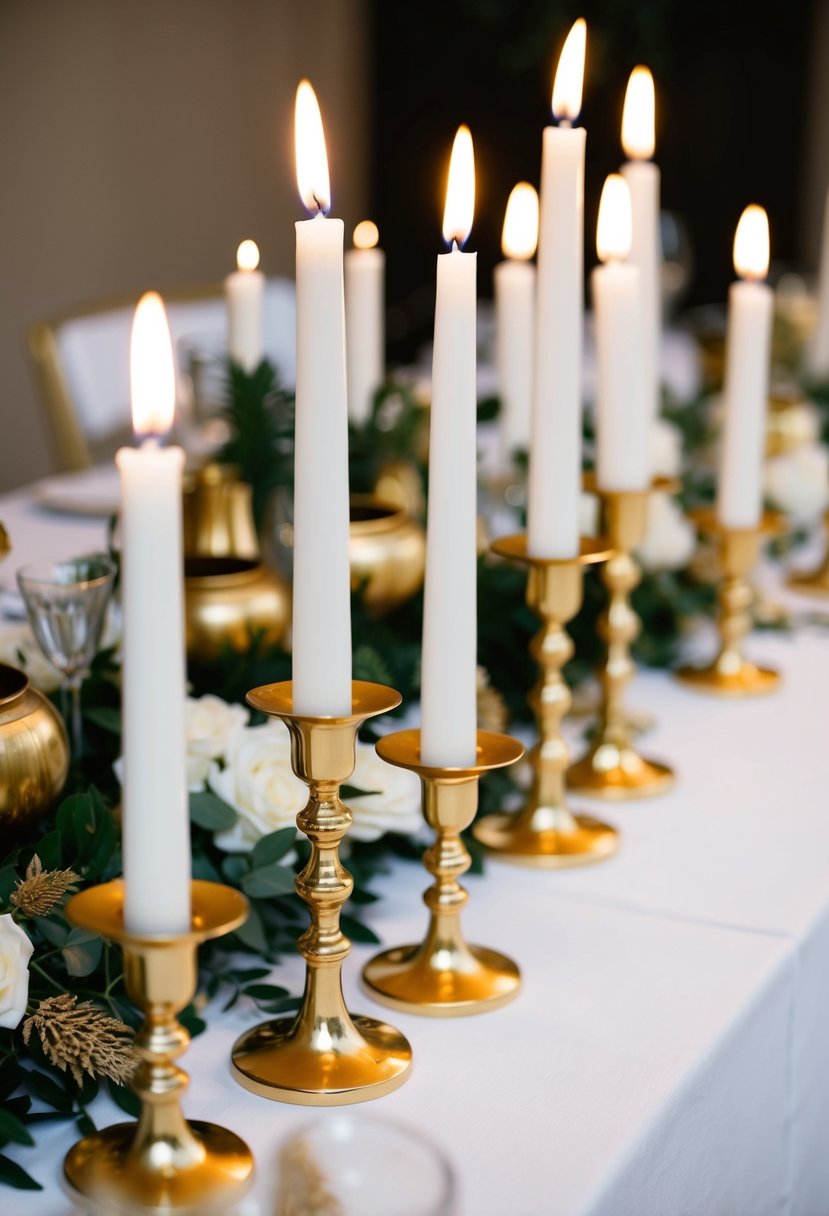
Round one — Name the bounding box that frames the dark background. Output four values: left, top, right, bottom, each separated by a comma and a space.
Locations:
370, 0, 813, 362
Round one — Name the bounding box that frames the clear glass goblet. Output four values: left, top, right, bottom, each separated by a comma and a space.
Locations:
17, 553, 116, 758
276, 1114, 456, 1216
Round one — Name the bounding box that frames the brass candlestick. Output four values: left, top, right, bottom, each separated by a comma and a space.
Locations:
787, 511, 829, 598
567, 479, 675, 799
362, 728, 524, 1016
231, 680, 413, 1105
473, 534, 618, 866
677, 507, 784, 695
63, 880, 254, 1216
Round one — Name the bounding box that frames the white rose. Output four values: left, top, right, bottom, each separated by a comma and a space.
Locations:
186, 695, 248, 760
0, 914, 33, 1029
637, 492, 696, 572
209, 721, 307, 852
347, 743, 422, 842
765, 444, 829, 524
0, 624, 61, 694
650, 418, 684, 478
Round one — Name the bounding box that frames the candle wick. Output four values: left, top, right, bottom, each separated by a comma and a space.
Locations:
313, 194, 326, 215
452, 238, 459, 253
558, 117, 572, 130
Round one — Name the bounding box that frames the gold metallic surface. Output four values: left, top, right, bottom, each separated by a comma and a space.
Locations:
677, 508, 784, 696
567, 482, 675, 800
362, 729, 524, 1015
349, 496, 426, 615
787, 512, 829, 598
475, 535, 618, 866
232, 681, 413, 1104
63, 880, 254, 1215
184, 555, 290, 661
182, 462, 260, 560
0, 663, 69, 836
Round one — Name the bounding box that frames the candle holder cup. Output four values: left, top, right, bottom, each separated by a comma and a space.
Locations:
473, 534, 618, 865
62, 880, 254, 1216
362, 728, 524, 1016
567, 477, 676, 799
787, 511, 829, 598
231, 680, 413, 1104
677, 507, 784, 695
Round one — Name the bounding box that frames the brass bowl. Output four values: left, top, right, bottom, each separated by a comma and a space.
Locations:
349, 496, 426, 615
0, 663, 69, 835
184, 557, 290, 661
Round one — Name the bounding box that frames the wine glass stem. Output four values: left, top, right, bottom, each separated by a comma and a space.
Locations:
66, 676, 83, 759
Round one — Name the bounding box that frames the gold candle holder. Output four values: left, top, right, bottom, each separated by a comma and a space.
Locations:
473, 534, 618, 866
567, 478, 675, 799
231, 680, 413, 1105
677, 507, 784, 695
787, 511, 829, 598
362, 728, 524, 1016
63, 879, 254, 1216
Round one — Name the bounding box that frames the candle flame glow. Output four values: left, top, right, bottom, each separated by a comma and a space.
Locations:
552, 18, 587, 123
130, 292, 176, 437
236, 239, 260, 272
353, 220, 379, 250
621, 66, 655, 160
442, 125, 475, 247
295, 80, 330, 214
596, 174, 632, 264
501, 183, 539, 260
733, 205, 770, 281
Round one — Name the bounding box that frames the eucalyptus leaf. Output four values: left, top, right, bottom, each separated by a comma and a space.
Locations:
190, 791, 239, 831
62, 929, 102, 977
241, 862, 297, 899
83, 706, 121, 734
0, 1110, 34, 1147
252, 827, 297, 869
0, 1154, 42, 1190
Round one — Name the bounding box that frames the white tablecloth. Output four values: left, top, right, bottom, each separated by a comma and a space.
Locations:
1, 481, 828, 1216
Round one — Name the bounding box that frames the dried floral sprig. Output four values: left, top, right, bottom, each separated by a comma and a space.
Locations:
10, 855, 81, 917
22, 994, 136, 1086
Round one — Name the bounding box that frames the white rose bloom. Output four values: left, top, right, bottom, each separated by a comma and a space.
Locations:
0, 914, 34, 1029
0, 624, 61, 693
637, 492, 696, 572
650, 418, 684, 478
210, 721, 307, 852
348, 743, 423, 842
765, 444, 829, 524
186, 695, 248, 760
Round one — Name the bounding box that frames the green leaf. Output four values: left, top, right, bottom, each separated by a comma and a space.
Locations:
33, 832, 62, 871
220, 853, 250, 885
32, 917, 68, 948
24, 1069, 73, 1113
241, 862, 297, 899
62, 929, 102, 977
0, 865, 20, 905
76, 1110, 96, 1137
242, 983, 289, 1001
340, 914, 380, 945
0, 1110, 34, 1147
341, 785, 380, 801
0, 1153, 42, 1190
83, 706, 121, 733
178, 1005, 207, 1038
108, 1079, 140, 1118
232, 904, 268, 953
189, 791, 238, 831
251, 827, 296, 869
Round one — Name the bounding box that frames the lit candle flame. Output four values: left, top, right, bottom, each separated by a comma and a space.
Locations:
501, 183, 539, 260
442, 125, 475, 247
552, 18, 587, 123
596, 174, 632, 264
621, 66, 655, 160
733, 205, 770, 281
295, 80, 330, 214
130, 292, 176, 438
353, 220, 379, 250
236, 239, 260, 272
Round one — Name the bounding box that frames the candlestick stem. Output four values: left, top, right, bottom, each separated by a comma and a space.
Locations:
568, 481, 675, 799
677, 508, 783, 695
63, 881, 254, 1215
474, 534, 618, 864
362, 729, 523, 1015
231, 680, 412, 1104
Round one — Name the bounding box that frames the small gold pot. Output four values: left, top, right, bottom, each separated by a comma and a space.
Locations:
0, 663, 69, 836
349, 496, 426, 615
184, 558, 290, 661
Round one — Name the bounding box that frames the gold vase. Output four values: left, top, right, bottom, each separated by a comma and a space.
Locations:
349, 496, 426, 615
0, 663, 69, 835
182, 462, 259, 560
184, 556, 290, 661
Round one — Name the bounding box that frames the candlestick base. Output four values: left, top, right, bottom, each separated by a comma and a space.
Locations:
361, 729, 524, 1016
567, 484, 676, 801
676, 509, 784, 698
475, 534, 619, 863
230, 681, 412, 1105
62, 880, 254, 1216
